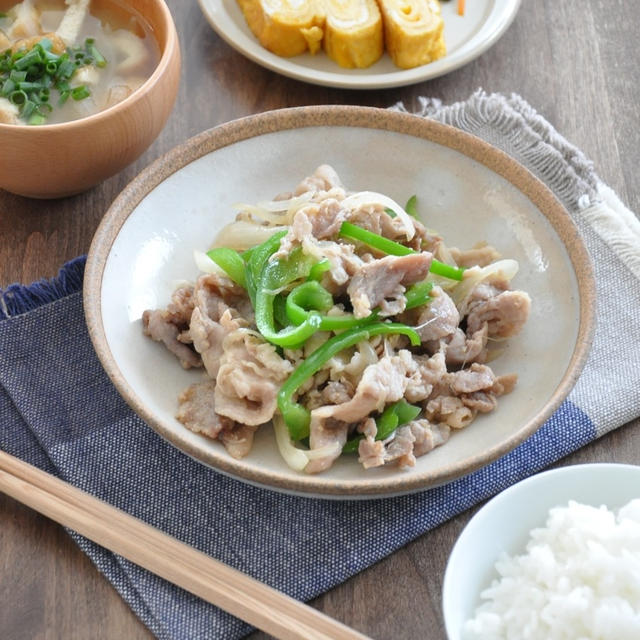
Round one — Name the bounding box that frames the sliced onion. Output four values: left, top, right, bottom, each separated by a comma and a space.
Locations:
342, 191, 415, 240
449, 259, 519, 313
273, 415, 342, 472
213, 220, 288, 250
231, 193, 313, 225
193, 249, 225, 275
257, 192, 313, 212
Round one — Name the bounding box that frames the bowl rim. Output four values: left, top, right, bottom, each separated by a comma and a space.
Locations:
0, 0, 178, 131
84, 105, 596, 497
441, 462, 640, 638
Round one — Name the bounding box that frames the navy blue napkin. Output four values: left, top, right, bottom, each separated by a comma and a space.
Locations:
2, 93, 639, 639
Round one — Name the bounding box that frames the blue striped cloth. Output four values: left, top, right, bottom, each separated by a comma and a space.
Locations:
1, 92, 639, 640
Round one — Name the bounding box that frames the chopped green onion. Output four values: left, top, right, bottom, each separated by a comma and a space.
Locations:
9, 69, 27, 83
384, 207, 397, 219
37, 38, 53, 52
14, 49, 41, 70
9, 89, 27, 105
71, 85, 90, 101
88, 43, 107, 68
0, 37, 109, 124
27, 113, 46, 125
1, 78, 15, 95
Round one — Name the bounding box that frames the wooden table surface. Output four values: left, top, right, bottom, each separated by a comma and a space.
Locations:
1, 1, 639, 638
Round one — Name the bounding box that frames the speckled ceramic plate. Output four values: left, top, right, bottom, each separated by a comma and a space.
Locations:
84, 106, 595, 498
197, 0, 521, 89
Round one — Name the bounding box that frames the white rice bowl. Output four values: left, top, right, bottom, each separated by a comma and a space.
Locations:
464, 499, 640, 639
442, 464, 640, 640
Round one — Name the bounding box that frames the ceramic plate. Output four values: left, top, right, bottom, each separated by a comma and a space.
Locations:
84, 106, 595, 498
197, 0, 521, 89
442, 463, 640, 638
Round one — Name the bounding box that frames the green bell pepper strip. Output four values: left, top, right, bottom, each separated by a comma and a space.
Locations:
244, 230, 288, 306
273, 294, 290, 329
285, 280, 379, 331
338, 221, 465, 281
307, 258, 331, 281
404, 195, 418, 218
277, 322, 421, 440
343, 399, 422, 453
404, 280, 433, 310
255, 247, 323, 347
206, 247, 247, 289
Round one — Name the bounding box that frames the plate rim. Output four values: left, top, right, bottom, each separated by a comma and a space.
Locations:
196, 0, 522, 89
84, 105, 596, 498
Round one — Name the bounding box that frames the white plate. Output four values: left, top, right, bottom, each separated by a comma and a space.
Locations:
197, 0, 521, 89
442, 463, 640, 639
84, 106, 594, 498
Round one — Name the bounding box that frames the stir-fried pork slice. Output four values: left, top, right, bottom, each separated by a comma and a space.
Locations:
403, 351, 447, 404
347, 252, 433, 318
414, 286, 459, 342
303, 240, 364, 295
448, 362, 496, 394
294, 165, 343, 196
425, 395, 476, 430
214, 329, 293, 426
219, 423, 259, 459
358, 419, 451, 469
465, 283, 531, 338
450, 244, 501, 268
298, 198, 347, 240
321, 380, 353, 405
142, 284, 202, 369
459, 371, 518, 413
441, 325, 488, 366
305, 355, 411, 473
176, 379, 227, 438
190, 308, 242, 378
347, 203, 414, 244
187, 272, 252, 377
275, 198, 348, 260
193, 272, 252, 324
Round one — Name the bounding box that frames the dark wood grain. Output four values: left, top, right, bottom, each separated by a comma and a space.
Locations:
1, 1, 639, 638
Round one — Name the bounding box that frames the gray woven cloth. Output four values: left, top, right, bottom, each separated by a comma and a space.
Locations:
1, 91, 638, 639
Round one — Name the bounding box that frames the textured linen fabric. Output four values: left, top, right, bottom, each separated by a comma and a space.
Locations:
1, 91, 638, 639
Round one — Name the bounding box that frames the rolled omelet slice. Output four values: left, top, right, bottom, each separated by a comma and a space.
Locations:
236, 0, 325, 57
323, 0, 383, 69
377, 0, 446, 69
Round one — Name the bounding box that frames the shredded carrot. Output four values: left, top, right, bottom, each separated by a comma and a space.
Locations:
458, 0, 465, 16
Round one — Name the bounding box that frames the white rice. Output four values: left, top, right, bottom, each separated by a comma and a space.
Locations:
463, 499, 640, 639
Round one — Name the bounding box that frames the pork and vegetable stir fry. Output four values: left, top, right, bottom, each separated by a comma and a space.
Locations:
142, 166, 531, 474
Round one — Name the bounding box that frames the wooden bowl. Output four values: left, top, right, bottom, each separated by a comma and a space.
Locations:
0, 0, 180, 199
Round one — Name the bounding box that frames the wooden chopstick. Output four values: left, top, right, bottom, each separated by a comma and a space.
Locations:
0, 451, 371, 640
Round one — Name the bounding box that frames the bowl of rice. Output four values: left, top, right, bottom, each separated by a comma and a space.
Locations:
442, 463, 640, 640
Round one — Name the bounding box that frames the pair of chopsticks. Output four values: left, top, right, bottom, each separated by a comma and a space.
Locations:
0, 451, 370, 640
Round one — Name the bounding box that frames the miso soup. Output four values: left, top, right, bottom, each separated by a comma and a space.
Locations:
0, 0, 160, 125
